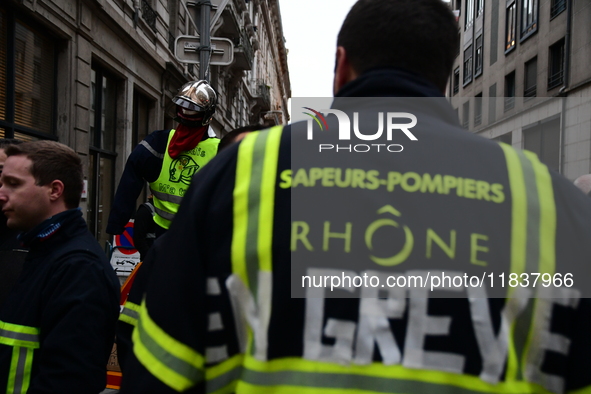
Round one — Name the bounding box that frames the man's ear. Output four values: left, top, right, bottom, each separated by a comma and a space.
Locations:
333, 46, 358, 95
48, 180, 65, 202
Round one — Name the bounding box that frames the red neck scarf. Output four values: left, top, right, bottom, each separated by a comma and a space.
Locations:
168, 123, 209, 159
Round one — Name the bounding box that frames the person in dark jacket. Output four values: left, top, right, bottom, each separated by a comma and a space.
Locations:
121, 1, 591, 393
107, 80, 220, 239
0, 138, 27, 307
0, 141, 120, 393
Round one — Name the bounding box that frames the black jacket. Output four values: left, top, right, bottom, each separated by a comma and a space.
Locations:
132, 200, 156, 261
107, 128, 218, 235
0, 209, 120, 393
0, 214, 27, 307
122, 69, 591, 393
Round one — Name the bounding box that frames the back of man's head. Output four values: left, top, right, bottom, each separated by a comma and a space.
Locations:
5, 141, 83, 209
574, 174, 591, 197
337, 0, 458, 92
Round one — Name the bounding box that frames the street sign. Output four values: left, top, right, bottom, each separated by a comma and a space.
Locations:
174, 35, 234, 65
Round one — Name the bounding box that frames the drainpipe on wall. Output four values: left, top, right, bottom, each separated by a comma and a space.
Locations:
559, 0, 572, 95
558, 0, 572, 174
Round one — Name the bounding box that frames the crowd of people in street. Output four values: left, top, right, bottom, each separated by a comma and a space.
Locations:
1, 0, 591, 393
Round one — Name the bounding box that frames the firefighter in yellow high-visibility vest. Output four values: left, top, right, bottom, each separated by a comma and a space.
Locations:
107, 80, 220, 238
121, 1, 591, 393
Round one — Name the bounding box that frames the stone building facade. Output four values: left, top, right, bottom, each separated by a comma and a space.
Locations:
0, 0, 291, 247
449, 0, 591, 181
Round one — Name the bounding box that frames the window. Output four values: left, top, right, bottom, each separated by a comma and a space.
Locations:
524, 57, 537, 98
167, 0, 179, 51
462, 101, 470, 128
463, 45, 473, 85
474, 93, 483, 126
465, 0, 474, 28
88, 66, 118, 249
0, 6, 57, 140
453, 67, 460, 95
523, 117, 561, 172
504, 71, 515, 111
132, 90, 154, 205
132, 90, 153, 149
521, 0, 538, 39
551, 0, 566, 18
476, 0, 484, 16
548, 39, 565, 90
505, 1, 516, 52
456, 32, 460, 58
475, 35, 483, 77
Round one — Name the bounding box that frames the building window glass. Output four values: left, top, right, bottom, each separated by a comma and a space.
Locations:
523, 117, 560, 172
465, 0, 474, 29
132, 89, 153, 206
505, 1, 516, 52
453, 67, 460, 95
88, 66, 118, 249
476, 0, 484, 16
462, 101, 470, 129
524, 56, 537, 99
504, 71, 515, 111
475, 35, 483, 77
0, 6, 57, 140
548, 39, 565, 90
474, 93, 483, 126
463, 45, 473, 85
550, 0, 566, 18
521, 0, 538, 39
132, 90, 153, 149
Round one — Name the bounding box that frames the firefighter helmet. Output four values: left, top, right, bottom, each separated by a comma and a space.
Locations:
172, 80, 217, 125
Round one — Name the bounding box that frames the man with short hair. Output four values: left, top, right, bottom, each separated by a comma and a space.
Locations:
0, 140, 120, 393
574, 174, 591, 196
122, 1, 591, 393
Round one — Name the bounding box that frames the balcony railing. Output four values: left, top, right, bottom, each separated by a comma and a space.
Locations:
251, 79, 270, 110
550, 0, 566, 18
524, 85, 537, 99
231, 29, 254, 70
548, 71, 564, 90
504, 96, 515, 112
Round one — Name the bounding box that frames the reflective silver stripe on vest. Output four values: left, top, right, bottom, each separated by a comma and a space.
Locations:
0, 329, 39, 344
154, 206, 175, 221
149, 189, 184, 205
206, 365, 243, 393
147, 233, 156, 239
121, 307, 140, 323
140, 140, 164, 159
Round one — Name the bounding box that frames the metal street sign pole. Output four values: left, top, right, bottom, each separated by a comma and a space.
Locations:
210, 0, 230, 31
199, 0, 212, 80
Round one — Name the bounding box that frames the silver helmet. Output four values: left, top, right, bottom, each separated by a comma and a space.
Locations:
172, 80, 217, 125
